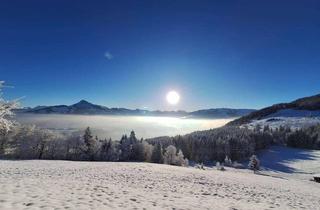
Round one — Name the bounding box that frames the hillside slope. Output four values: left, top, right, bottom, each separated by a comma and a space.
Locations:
227, 93, 320, 126
0, 160, 319, 210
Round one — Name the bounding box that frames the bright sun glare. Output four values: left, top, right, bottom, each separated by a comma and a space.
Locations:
166, 91, 180, 105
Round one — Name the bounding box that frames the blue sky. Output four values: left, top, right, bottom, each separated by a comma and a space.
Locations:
1, 0, 320, 111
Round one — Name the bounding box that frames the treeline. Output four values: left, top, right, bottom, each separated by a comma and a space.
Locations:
147, 126, 274, 163
1, 122, 320, 166
286, 125, 320, 149
147, 124, 320, 163
0, 125, 188, 166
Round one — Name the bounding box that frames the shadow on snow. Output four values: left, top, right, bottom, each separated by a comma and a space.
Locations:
257, 145, 319, 174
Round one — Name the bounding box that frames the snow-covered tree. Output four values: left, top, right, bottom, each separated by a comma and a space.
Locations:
248, 155, 260, 172
65, 134, 85, 160
163, 145, 188, 166
99, 138, 120, 161
131, 141, 144, 161
83, 127, 97, 160
119, 134, 130, 161
151, 143, 163, 163
13, 125, 58, 159
142, 141, 153, 162
163, 145, 177, 165
0, 81, 19, 154
176, 149, 188, 166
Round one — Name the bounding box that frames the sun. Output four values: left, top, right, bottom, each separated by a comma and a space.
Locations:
166, 91, 180, 105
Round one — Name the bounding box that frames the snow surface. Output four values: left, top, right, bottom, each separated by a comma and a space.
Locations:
258, 146, 320, 180
0, 160, 319, 210
246, 117, 320, 130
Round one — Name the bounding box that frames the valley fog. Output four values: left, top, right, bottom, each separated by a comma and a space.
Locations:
14, 114, 233, 140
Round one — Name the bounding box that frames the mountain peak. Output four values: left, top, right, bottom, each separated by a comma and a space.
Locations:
77, 100, 91, 104
71, 100, 97, 109
72, 100, 95, 106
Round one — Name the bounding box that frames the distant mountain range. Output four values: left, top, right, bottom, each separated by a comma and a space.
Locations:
15, 100, 255, 119
227, 93, 320, 126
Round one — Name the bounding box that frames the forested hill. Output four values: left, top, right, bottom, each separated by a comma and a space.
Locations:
227, 93, 320, 126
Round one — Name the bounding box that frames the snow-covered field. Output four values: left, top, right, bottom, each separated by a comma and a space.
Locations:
246, 117, 320, 130
0, 160, 319, 210
258, 146, 320, 180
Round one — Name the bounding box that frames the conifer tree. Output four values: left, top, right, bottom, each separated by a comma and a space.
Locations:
83, 127, 96, 160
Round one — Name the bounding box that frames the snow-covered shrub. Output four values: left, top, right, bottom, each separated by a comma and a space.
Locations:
224, 155, 232, 166
232, 161, 244, 169
248, 155, 260, 172
196, 163, 205, 170
216, 161, 225, 171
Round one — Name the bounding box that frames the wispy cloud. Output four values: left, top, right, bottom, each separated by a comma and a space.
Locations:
104, 51, 113, 60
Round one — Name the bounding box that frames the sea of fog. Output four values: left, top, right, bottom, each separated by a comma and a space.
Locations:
13, 114, 233, 140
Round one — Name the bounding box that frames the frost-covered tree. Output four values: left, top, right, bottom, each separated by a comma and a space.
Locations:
0, 81, 18, 132
65, 134, 85, 160
12, 125, 58, 159
131, 141, 144, 161
151, 143, 163, 163
248, 155, 260, 172
119, 131, 146, 161
99, 138, 120, 161
0, 81, 19, 154
163, 145, 188, 166
176, 149, 188, 166
142, 141, 153, 162
147, 126, 274, 163
163, 145, 177, 165
34, 129, 56, 159
129, 130, 138, 144
83, 127, 97, 160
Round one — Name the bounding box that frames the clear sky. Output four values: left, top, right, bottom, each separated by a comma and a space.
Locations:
1, 0, 320, 111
